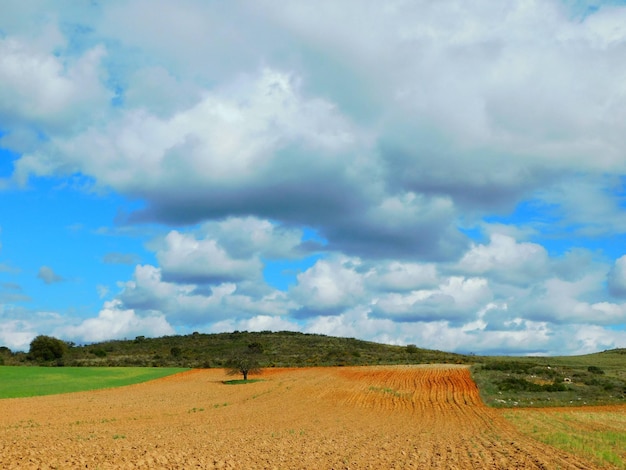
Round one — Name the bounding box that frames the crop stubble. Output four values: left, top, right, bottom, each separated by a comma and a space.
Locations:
0, 365, 609, 469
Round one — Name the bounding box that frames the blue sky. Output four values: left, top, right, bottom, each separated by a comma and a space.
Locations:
2, 0, 626, 355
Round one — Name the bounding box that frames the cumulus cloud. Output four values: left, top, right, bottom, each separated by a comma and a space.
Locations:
151, 218, 305, 285
364, 261, 439, 292
157, 230, 262, 284
0, 35, 110, 146
10, 2, 626, 261
0, 318, 37, 351
119, 264, 295, 327
13, 65, 464, 261
0, 307, 67, 351
372, 276, 492, 323
199, 217, 305, 260
2, 2, 626, 354
457, 234, 549, 286
37, 266, 64, 284
58, 300, 174, 343
290, 257, 366, 316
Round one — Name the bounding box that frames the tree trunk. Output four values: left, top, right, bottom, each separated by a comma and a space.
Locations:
243, 370, 248, 381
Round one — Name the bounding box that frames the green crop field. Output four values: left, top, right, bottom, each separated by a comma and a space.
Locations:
0, 366, 188, 399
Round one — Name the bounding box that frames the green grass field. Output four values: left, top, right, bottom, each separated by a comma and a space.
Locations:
0, 366, 188, 399
502, 409, 626, 469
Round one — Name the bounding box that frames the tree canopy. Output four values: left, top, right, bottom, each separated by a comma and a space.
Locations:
29, 335, 68, 362
225, 345, 263, 381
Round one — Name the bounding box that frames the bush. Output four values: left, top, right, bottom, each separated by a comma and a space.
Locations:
29, 335, 68, 362
483, 361, 537, 373
588, 366, 605, 375
90, 348, 107, 358
406, 344, 419, 354
247, 342, 263, 354
497, 377, 567, 393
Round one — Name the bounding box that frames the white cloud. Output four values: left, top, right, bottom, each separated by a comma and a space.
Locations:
157, 230, 262, 284
0, 35, 109, 142
515, 274, 626, 325
290, 257, 365, 314
305, 309, 626, 356
365, 261, 439, 292
119, 264, 295, 327
3, 1, 626, 355
0, 308, 67, 351
372, 276, 492, 323
0, 319, 37, 351
18, 68, 357, 191
199, 217, 304, 260
58, 300, 174, 343
457, 233, 549, 285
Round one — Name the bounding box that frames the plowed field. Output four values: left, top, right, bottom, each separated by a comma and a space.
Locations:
0, 365, 608, 469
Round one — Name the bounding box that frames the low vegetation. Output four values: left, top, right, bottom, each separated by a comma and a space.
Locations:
471, 350, 626, 407
0, 331, 472, 368
503, 409, 626, 468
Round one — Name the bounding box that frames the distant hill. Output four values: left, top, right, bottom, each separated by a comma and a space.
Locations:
1, 331, 472, 368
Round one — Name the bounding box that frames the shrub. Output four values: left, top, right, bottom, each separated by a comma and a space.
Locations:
483, 361, 537, 373
29, 335, 67, 362
406, 344, 419, 354
497, 378, 567, 393
91, 348, 107, 358
588, 366, 605, 375
247, 342, 263, 354
543, 381, 567, 392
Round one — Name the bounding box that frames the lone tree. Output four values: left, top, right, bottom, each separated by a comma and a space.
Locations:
29, 335, 67, 362
224, 344, 263, 381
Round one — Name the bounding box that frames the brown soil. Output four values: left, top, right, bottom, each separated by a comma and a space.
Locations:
0, 365, 605, 469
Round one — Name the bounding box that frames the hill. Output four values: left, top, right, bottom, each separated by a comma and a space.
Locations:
1, 330, 472, 368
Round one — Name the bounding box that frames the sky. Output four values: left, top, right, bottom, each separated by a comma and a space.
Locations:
2, 0, 626, 355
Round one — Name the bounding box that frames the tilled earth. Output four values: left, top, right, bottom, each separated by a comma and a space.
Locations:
0, 365, 611, 469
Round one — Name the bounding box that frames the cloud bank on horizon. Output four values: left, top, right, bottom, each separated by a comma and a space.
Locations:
1, 0, 626, 355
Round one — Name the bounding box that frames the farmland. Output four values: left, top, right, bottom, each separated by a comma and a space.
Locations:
0, 366, 187, 398
1, 365, 620, 469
